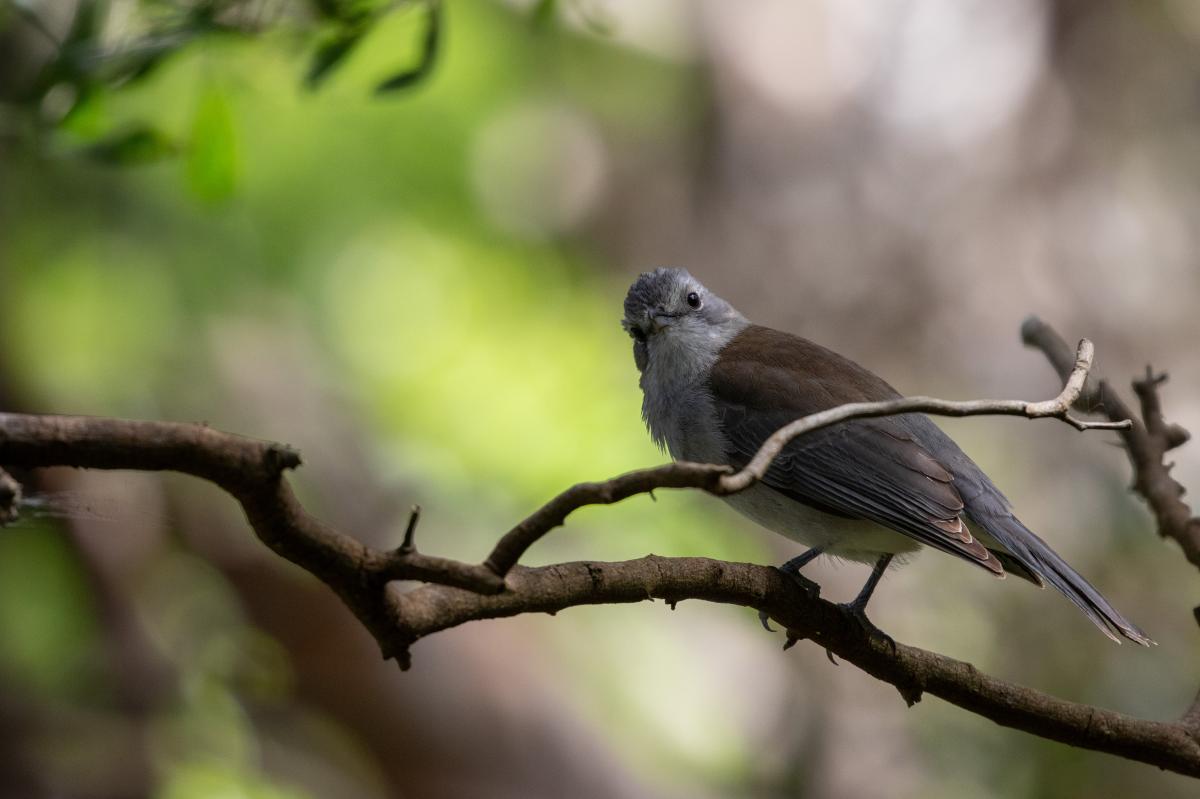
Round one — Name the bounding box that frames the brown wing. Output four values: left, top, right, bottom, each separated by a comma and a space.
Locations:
709, 325, 1003, 575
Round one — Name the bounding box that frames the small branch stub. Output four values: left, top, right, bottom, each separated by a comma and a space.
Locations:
1022, 318, 1200, 573
399, 505, 421, 554
1, 325, 1198, 777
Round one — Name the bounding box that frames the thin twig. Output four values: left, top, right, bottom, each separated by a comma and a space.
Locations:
1021, 318, 1200, 571
487, 339, 1125, 575
399, 504, 421, 554
2, 333, 1198, 777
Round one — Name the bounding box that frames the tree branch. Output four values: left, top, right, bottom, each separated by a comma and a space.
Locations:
391, 556, 1200, 775
1021, 317, 1200, 572
2, 334, 1198, 777
0, 466, 19, 526
486, 338, 1127, 576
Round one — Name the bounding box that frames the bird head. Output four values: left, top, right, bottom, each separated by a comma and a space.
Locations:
621, 268, 743, 372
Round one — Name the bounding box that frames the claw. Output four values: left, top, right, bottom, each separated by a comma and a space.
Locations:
777, 565, 821, 600
838, 602, 896, 653
760, 548, 824, 638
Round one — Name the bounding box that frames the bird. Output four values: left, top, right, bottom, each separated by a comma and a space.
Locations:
622, 267, 1151, 646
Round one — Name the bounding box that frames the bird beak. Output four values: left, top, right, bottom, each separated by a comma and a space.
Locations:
649, 312, 677, 333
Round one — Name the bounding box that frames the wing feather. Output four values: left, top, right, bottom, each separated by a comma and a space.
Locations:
709, 326, 1004, 576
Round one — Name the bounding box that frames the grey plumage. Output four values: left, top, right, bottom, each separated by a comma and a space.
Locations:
623, 267, 1151, 646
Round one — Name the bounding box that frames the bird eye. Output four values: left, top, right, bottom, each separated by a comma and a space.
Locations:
686, 291, 701, 309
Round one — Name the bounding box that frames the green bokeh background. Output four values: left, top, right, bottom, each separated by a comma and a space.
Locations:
2, 2, 1199, 798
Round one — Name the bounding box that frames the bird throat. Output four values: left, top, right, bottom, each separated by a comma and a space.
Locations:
640, 318, 747, 459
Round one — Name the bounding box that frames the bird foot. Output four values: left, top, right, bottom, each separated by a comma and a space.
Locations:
777, 566, 821, 600
837, 602, 896, 653
758, 568, 822, 633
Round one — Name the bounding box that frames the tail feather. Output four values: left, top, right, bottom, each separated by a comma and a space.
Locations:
988, 550, 1044, 587
974, 514, 1153, 646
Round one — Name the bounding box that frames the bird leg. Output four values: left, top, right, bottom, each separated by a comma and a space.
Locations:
837, 554, 896, 651
759, 546, 824, 632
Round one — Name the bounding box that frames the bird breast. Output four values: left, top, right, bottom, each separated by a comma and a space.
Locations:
639, 323, 741, 457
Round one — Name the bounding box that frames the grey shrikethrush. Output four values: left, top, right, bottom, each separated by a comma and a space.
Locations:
622, 267, 1150, 645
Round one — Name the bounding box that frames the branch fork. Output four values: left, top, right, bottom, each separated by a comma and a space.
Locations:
2, 328, 1198, 776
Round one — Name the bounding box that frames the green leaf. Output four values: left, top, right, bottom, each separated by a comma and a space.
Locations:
58, 84, 110, 138
82, 124, 176, 164
185, 86, 237, 202
306, 26, 366, 89
375, 0, 440, 94
308, 0, 389, 26
26, 0, 106, 100
531, 0, 557, 30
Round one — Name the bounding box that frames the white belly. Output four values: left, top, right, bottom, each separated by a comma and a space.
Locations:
721, 483, 923, 564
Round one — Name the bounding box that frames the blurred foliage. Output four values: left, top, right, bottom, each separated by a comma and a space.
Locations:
0, 522, 100, 699
2, 0, 445, 181
2, 1, 1199, 798
184, 84, 236, 199
0, 2, 760, 797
